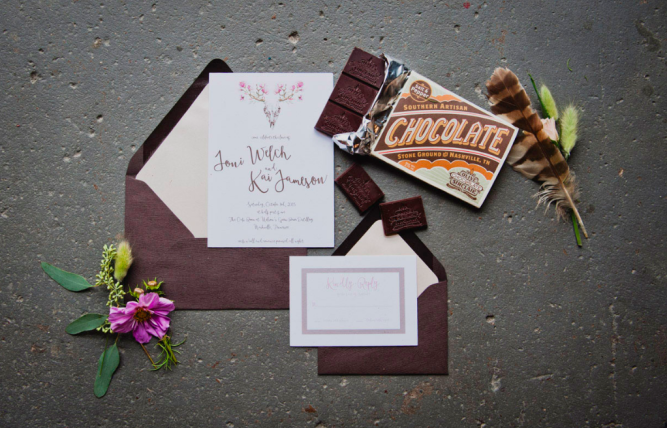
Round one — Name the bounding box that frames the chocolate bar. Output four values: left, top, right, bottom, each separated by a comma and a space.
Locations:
379, 196, 427, 236
335, 163, 384, 213
319, 50, 520, 209
315, 48, 384, 136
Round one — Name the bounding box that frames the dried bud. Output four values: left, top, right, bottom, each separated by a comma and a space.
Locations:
541, 118, 559, 142
134, 287, 144, 296
147, 280, 158, 288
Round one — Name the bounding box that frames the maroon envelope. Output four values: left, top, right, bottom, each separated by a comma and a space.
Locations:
124, 59, 307, 309
318, 207, 448, 374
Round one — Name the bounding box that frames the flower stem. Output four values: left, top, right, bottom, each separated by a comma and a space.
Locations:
140, 343, 156, 367
572, 211, 582, 247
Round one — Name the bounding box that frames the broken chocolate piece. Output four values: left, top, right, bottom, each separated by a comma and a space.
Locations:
342, 47, 386, 89
335, 163, 384, 213
315, 48, 385, 137
379, 196, 427, 236
315, 102, 363, 137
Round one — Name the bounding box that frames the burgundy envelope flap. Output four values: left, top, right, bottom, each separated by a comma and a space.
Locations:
317, 207, 448, 374
124, 59, 306, 310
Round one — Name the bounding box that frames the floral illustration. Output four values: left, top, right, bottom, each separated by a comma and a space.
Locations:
239, 81, 304, 128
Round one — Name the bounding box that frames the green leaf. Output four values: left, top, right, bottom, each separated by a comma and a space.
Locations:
41, 262, 93, 292
94, 343, 120, 398
66, 314, 107, 335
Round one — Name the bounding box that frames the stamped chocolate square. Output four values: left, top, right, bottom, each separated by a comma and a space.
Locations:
315, 102, 363, 137
379, 196, 427, 236
335, 163, 384, 213
330, 74, 378, 116
342, 47, 386, 89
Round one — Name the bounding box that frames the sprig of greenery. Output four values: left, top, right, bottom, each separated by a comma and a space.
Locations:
94, 244, 126, 333
95, 245, 126, 307
152, 335, 185, 371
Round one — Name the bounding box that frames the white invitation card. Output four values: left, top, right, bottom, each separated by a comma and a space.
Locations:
289, 256, 419, 347
208, 73, 334, 248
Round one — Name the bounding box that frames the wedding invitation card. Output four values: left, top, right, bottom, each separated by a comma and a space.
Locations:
289, 256, 419, 347
208, 73, 334, 248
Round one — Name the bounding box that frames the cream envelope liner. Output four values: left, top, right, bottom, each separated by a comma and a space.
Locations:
346, 220, 438, 296
136, 86, 210, 238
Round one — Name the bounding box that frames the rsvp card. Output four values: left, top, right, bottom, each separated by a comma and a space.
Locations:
208, 73, 334, 248
289, 256, 418, 347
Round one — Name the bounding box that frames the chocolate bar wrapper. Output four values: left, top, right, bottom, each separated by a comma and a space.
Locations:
333, 56, 519, 208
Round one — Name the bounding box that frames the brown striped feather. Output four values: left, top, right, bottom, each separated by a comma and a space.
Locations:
486, 68, 587, 238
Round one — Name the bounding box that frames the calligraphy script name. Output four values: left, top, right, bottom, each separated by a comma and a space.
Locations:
213, 145, 328, 193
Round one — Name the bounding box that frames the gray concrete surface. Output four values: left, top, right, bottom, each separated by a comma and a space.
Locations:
1, 1, 666, 427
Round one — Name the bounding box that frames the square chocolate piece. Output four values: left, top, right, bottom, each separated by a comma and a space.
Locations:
379, 196, 427, 236
335, 163, 384, 213
330, 74, 378, 116
315, 101, 364, 137
342, 47, 386, 89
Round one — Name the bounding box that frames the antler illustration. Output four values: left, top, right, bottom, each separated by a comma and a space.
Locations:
239, 82, 268, 102
275, 82, 304, 102
239, 81, 304, 128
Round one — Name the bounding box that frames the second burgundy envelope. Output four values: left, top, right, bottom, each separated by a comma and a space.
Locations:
318, 207, 449, 375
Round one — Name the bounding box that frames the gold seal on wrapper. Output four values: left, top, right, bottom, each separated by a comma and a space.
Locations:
333, 56, 519, 208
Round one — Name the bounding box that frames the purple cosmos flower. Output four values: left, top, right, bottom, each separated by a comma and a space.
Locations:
109, 293, 175, 343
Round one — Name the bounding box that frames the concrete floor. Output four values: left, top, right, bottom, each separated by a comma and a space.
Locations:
1, 1, 666, 427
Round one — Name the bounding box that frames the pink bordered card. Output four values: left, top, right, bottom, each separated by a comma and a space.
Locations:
289, 255, 418, 347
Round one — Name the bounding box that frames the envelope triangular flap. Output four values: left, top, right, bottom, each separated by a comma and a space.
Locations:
124, 59, 307, 310
135, 85, 210, 238
319, 206, 448, 374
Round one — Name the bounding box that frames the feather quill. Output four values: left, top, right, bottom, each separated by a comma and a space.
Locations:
486, 68, 587, 238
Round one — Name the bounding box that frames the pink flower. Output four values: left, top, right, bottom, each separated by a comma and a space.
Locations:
239, 82, 246, 88
298, 95, 302, 100
541, 118, 559, 141
240, 95, 245, 100
297, 82, 303, 88
109, 293, 175, 343
291, 85, 295, 90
